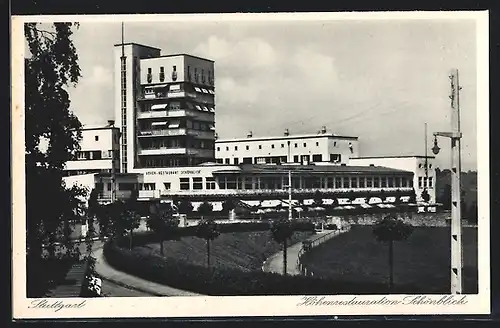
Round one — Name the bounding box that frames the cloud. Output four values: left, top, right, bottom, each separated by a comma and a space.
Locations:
84, 65, 113, 86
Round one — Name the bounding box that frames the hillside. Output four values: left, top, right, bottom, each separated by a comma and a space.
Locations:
435, 169, 477, 222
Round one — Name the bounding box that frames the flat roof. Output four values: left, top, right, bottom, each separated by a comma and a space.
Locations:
80, 126, 119, 131
114, 42, 161, 51
141, 53, 214, 63
351, 155, 435, 159
216, 133, 358, 143
213, 164, 413, 175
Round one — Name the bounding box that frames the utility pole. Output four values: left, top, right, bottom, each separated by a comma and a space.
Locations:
432, 68, 463, 294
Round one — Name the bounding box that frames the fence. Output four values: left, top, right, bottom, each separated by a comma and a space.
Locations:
296, 225, 351, 275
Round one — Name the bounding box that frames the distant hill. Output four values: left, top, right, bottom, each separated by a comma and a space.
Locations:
435, 168, 477, 222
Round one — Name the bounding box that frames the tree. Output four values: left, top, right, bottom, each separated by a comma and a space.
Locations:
147, 201, 178, 255
111, 190, 141, 249
372, 216, 414, 290
195, 218, 220, 267
177, 200, 194, 216
270, 219, 294, 276
24, 22, 86, 295
421, 188, 431, 202
313, 190, 323, 207
222, 198, 236, 218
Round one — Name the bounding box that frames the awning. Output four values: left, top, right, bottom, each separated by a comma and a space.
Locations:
195, 105, 203, 111
168, 121, 180, 128
323, 199, 335, 205
260, 200, 282, 208
201, 88, 209, 93
209, 107, 215, 113
194, 87, 202, 92
211, 202, 223, 212
209, 124, 216, 131
208, 90, 215, 95
151, 104, 168, 110
302, 199, 314, 206
170, 84, 181, 91
150, 84, 169, 89
241, 200, 261, 207
202, 106, 210, 112
151, 121, 168, 126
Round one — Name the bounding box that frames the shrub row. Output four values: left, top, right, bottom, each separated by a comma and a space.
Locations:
104, 235, 431, 296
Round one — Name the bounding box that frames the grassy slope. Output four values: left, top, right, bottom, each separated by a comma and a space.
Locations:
136, 231, 313, 272
300, 226, 478, 293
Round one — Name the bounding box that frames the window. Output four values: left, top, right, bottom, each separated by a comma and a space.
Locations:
418, 176, 423, 188
243, 157, 252, 164
159, 66, 165, 82
303, 143, 307, 147
374, 177, 380, 188
312, 154, 322, 162
326, 177, 334, 188
293, 155, 299, 163
258, 145, 262, 150
388, 177, 394, 188
180, 178, 190, 190
428, 177, 433, 188
244, 177, 253, 190
216, 158, 223, 164
193, 177, 203, 190
235, 146, 238, 151
423, 177, 428, 188
351, 177, 358, 188
316, 142, 319, 146
226, 146, 229, 151
217, 147, 220, 151
366, 177, 373, 188
95, 135, 99, 141
148, 68, 152, 74
343, 178, 350, 188
334, 142, 337, 147
206, 177, 216, 190
163, 182, 171, 190
160, 67, 164, 73
271, 144, 275, 149
281, 144, 285, 148
429, 164, 433, 169
234, 158, 239, 165
330, 154, 341, 163
294, 143, 298, 148
359, 177, 365, 188
246, 145, 249, 150
335, 177, 342, 188
187, 66, 191, 80
381, 177, 387, 188
225, 158, 230, 164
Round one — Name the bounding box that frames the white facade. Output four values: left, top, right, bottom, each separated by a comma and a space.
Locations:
349, 156, 436, 203
215, 129, 359, 166
64, 126, 120, 175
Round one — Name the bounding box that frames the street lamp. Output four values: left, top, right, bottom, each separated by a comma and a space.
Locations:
433, 68, 463, 295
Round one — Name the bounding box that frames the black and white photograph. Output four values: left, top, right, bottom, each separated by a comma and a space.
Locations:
12, 11, 490, 319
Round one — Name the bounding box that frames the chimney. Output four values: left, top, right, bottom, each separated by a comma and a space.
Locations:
284, 128, 289, 136
247, 131, 253, 138
107, 120, 115, 127
214, 132, 218, 140
321, 126, 327, 134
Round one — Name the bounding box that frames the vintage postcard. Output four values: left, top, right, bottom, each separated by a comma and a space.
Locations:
12, 11, 490, 319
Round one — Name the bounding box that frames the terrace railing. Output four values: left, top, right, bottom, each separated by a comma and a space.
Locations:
296, 225, 351, 276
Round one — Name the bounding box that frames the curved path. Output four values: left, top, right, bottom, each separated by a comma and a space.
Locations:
262, 230, 334, 276
93, 246, 202, 297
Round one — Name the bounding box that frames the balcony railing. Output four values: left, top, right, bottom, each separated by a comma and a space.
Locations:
138, 91, 198, 101
138, 148, 189, 156
137, 110, 197, 119
138, 128, 188, 137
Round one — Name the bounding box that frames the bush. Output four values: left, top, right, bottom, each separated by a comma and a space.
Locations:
103, 233, 429, 295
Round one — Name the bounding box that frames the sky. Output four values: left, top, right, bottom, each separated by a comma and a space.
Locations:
63, 17, 479, 171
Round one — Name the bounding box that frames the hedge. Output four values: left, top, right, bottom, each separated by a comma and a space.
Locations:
104, 227, 432, 295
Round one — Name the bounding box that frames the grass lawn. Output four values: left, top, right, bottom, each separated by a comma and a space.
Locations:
136, 231, 313, 272
300, 226, 478, 294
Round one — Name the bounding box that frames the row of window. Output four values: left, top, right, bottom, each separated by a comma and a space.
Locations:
139, 138, 214, 150
139, 119, 215, 132
216, 154, 342, 165
418, 163, 433, 169
146, 65, 214, 85
139, 157, 213, 168
418, 176, 434, 189
76, 150, 118, 161
216, 141, 350, 152
173, 175, 413, 191
64, 169, 113, 176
